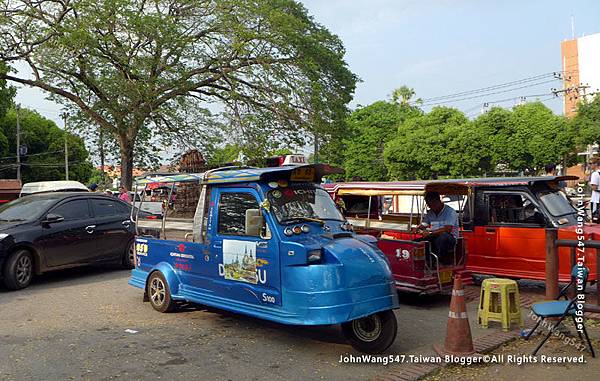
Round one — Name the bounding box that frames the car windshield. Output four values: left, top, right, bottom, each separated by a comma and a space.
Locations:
0, 197, 58, 222
268, 185, 344, 224
538, 191, 577, 217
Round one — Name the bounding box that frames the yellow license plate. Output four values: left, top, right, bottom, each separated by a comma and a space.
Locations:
439, 270, 452, 284
290, 167, 315, 182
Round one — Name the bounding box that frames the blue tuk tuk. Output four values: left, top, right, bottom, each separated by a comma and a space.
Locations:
129, 164, 399, 353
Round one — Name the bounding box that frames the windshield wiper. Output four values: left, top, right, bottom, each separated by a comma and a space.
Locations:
0, 218, 23, 222
281, 216, 326, 225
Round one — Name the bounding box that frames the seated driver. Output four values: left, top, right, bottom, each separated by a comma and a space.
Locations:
413, 191, 459, 258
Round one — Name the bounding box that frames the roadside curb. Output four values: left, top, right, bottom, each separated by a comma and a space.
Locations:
373, 330, 519, 381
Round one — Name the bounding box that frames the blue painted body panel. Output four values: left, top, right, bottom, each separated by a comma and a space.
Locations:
129, 178, 399, 326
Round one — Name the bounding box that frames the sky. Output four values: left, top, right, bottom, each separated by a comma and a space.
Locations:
10, 1, 600, 132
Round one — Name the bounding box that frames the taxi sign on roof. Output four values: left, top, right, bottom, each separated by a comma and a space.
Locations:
282, 154, 307, 166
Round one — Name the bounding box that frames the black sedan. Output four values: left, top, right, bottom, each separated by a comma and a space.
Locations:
0, 192, 136, 290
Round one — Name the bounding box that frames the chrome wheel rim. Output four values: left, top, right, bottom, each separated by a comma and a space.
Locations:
16, 255, 32, 285
352, 314, 382, 342
150, 277, 166, 306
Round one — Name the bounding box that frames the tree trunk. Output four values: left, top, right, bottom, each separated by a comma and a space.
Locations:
119, 135, 135, 190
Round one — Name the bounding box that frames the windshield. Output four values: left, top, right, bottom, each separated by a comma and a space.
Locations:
538, 191, 577, 217
0, 197, 57, 222
268, 185, 344, 223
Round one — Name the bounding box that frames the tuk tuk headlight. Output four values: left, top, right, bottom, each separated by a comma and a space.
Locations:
307, 249, 322, 263
284, 227, 294, 236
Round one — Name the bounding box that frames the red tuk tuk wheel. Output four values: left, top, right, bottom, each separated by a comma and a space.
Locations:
341, 310, 397, 354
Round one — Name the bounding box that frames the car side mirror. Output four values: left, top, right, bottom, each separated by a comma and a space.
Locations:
44, 213, 64, 224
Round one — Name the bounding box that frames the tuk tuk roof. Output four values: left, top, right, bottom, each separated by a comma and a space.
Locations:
135, 173, 203, 185
204, 164, 343, 184
135, 164, 343, 185
323, 176, 578, 196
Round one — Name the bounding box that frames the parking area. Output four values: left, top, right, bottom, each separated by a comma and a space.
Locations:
3, 267, 600, 381
0, 266, 489, 381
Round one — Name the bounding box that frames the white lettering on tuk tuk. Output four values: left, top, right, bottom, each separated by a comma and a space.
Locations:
262, 293, 276, 303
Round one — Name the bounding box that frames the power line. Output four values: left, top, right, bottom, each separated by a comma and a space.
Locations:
419, 79, 558, 106
0, 149, 65, 161
415, 72, 563, 104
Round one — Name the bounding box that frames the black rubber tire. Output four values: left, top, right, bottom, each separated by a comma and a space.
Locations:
146, 271, 176, 313
122, 240, 135, 269
2, 249, 34, 291
341, 310, 397, 354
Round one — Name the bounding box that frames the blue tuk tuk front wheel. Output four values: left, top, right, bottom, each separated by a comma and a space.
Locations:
341, 310, 397, 354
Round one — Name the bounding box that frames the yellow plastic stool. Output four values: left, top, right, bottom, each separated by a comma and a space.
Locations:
477, 278, 524, 332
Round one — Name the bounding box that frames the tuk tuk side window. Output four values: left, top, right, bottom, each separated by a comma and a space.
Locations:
217, 192, 261, 236
486, 193, 545, 226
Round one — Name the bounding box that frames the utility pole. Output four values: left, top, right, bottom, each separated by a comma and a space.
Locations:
99, 129, 106, 186
61, 112, 69, 180
15, 104, 21, 181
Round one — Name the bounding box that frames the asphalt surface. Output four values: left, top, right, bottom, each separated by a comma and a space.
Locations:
0, 266, 486, 381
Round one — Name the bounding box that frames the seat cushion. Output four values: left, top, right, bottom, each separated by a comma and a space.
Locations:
531, 300, 574, 318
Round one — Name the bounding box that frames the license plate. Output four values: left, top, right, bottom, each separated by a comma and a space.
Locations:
290, 167, 315, 182
439, 270, 452, 284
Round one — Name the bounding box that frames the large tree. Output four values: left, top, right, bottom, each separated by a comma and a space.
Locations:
384, 106, 468, 180
492, 102, 574, 172
343, 100, 421, 181
0, 0, 356, 188
0, 108, 93, 182
573, 95, 600, 146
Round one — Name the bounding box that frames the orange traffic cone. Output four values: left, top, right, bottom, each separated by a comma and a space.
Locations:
434, 275, 476, 356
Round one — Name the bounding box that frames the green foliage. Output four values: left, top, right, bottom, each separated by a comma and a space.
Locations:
0, 108, 93, 183
384, 102, 576, 180
573, 95, 600, 146
0, 62, 14, 157
207, 144, 242, 167
500, 102, 573, 172
0, 0, 357, 188
343, 101, 421, 181
384, 107, 468, 180
0, 62, 15, 119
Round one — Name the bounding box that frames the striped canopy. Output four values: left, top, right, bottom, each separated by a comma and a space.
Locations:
135, 173, 202, 185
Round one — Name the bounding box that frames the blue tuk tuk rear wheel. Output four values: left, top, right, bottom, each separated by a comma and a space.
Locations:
147, 271, 176, 313
341, 310, 397, 354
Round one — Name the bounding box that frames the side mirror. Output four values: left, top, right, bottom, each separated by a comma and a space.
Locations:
245, 209, 264, 237
44, 213, 64, 224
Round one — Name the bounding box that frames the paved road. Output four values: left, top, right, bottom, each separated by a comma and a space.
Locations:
0, 266, 484, 381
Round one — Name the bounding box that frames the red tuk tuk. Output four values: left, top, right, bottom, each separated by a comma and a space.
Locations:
324, 176, 598, 294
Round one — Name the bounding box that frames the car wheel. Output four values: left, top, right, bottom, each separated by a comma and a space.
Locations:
2, 249, 34, 290
122, 240, 135, 269
341, 310, 397, 354
146, 272, 176, 313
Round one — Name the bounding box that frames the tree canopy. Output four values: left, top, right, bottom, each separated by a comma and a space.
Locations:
0, 0, 356, 188
0, 108, 93, 182
343, 100, 421, 181
573, 95, 600, 147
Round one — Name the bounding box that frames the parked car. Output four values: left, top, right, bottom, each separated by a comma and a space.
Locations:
0, 192, 136, 290
20, 180, 89, 196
